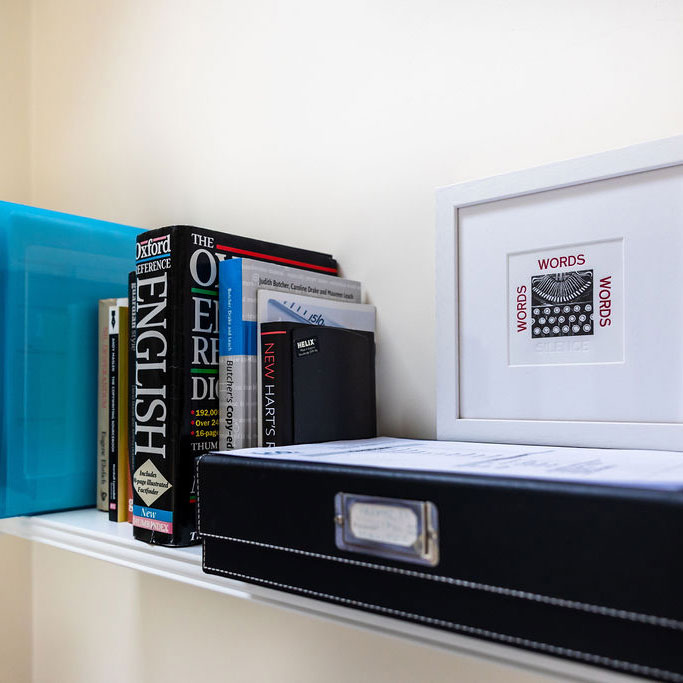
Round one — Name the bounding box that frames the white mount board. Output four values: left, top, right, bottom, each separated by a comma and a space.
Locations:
436, 135, 683, 450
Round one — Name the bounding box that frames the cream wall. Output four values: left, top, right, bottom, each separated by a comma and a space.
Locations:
0, 536, 31, 683
28, 0, 683, 439
0, 0, 30, 203
31, 543, 551, 683
5, 1, 683, 681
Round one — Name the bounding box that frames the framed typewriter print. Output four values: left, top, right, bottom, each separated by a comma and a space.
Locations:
436, 135, 683, 450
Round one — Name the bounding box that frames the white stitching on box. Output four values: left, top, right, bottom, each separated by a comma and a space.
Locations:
204, 565, 683, 683
195, 453, 207, 536
200, 531, 683, 631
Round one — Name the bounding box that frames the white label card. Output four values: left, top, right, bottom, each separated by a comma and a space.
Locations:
349, 503, 419, 547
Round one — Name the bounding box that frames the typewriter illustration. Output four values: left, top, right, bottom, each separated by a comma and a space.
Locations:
531, 270, 594, 338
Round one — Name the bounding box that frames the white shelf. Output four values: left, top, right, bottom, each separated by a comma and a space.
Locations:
0, 508, 634, 683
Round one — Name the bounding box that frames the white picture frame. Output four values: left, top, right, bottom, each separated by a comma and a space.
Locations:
436, 135, 683, 451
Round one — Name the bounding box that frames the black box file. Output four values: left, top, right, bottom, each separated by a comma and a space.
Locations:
197, 438, 683, 682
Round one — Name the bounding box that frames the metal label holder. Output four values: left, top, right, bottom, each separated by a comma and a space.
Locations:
334, 492, 439, 567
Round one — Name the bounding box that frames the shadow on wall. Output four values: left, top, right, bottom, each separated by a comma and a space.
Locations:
0, 535, 32, 683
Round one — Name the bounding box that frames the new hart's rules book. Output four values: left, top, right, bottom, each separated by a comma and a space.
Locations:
132, 226, 338, 546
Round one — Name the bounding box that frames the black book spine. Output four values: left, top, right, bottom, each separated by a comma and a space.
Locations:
108, 307, 119, 522
260, 323, 295, 447
134, 227, 338, 546
133, 228, 178, 544
128, 272, 137, 523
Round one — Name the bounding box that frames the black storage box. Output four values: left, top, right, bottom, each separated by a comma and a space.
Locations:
196, 439, 683, 682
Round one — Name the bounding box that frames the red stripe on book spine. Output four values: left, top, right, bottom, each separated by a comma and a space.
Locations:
261, 331, 288, 335
216, 244, 337, 273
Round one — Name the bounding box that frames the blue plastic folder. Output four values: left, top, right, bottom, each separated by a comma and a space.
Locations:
0, 202, 142, 518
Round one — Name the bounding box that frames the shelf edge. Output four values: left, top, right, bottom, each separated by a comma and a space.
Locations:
0, 512, 638, 683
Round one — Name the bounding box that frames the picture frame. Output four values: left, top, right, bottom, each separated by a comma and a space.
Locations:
436, 135, 683, 451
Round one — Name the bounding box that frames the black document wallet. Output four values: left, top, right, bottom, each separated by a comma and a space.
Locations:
259, 322, 375, 446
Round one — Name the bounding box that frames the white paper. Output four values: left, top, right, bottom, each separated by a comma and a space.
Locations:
213, 437, 683, 490
457, 166, 683, 424
257, 289, 376, 332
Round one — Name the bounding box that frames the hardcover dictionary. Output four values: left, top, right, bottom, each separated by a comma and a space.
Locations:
133, 226, 337, 546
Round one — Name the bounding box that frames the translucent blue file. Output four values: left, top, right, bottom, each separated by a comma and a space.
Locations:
0, 202, 142, 518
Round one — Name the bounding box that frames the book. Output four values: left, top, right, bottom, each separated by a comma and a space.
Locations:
259, 323, 376, 447
108, 299, 130, 523
127, 272, 137, 523
97, 298, 119, 512
133, 225, 338, 546
256, 290, 376, 446
218, 257, 362, 451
